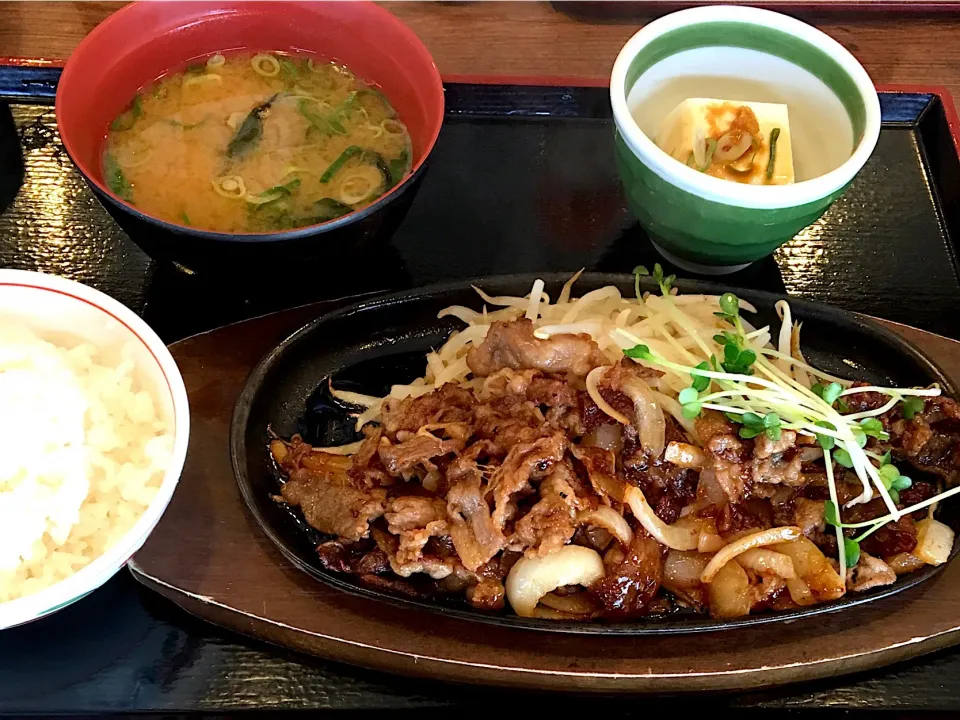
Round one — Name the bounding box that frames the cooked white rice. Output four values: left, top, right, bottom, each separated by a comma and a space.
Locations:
0, 324, 173, 602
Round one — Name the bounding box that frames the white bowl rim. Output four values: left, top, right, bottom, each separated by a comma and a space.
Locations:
0, 269, 190, 630
609, 4, 882, 210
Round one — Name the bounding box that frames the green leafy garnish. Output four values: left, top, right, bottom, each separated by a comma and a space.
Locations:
833, 447, 854, 468
765, 127, 781, 182
328, 91, 357, 129
651, 263, 676, 295
893, 476, 912, 490
691, 362, 711, 392
633, 263, 676, 295
356, 87, 397, 118
843, 537, 861, 567
714, 332, 756, 376
678, 387, 702, 418
248, 178, 302, 208
851, 426, 868, 449
110, 94, 142, 132
279, 57, 300, 87
313, 197, 353, 221
623, 344, 652, 361
681, 402, 702, 419
227, 94, 278, 159
859, 417, 889, 441
877, 463, 912, 504
297, 98, 343, 137
385, 147, 410, 189
719, 292, 739, 318
812, 382, 843, 407
824, 500, 842, 527
320, 146, 366, 183
738, 412, 781, 441
815, 420, 836, 450
687, 138, 718, 172
179, 210, 191, 226
902, 396, 925, 420
632, 265, 648, 299
102, 152, 133, 202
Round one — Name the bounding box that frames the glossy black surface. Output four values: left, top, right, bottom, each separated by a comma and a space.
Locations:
1, 69, 960, 710
232, 273, 959, 636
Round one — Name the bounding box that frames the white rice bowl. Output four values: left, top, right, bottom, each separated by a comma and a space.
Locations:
0, 270, 189, 630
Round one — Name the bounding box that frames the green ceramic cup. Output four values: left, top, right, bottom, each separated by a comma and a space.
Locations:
610, 5, 881, 274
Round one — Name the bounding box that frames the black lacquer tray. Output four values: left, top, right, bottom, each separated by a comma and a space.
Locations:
2, 63, 960, 712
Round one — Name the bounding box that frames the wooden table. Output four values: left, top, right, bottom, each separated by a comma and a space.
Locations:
2, 1, 960, 106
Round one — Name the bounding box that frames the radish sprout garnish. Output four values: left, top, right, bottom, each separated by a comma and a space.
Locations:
622, 281, 945, 584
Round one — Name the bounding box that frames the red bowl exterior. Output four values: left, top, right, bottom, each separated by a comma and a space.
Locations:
55, 0, 443, 240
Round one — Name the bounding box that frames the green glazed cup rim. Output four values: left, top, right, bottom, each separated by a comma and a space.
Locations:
610, 5, 881, 210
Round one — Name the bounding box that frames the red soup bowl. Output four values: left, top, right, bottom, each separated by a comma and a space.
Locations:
56, 1, 444, 274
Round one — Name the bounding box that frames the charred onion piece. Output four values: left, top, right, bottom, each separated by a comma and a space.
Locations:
701, 526, 802, 583
619, 375, 666, 458
505, 545, 606, 617
624, 485, 698, 551
577, 506, 634, 548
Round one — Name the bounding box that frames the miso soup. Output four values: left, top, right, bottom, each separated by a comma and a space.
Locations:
101, 51, 413, 233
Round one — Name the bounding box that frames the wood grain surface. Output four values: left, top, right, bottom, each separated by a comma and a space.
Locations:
4, 1, 960, 110
128, 300, 960, 694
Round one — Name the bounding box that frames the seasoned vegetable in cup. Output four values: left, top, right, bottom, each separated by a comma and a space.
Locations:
101, 51, 413, 233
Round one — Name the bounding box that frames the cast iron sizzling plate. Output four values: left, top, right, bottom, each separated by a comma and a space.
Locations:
230, 273, 960, 635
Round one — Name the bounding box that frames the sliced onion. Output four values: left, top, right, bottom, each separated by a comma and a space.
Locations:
701, 526, 802, 583
698, 525, 725, 553
619, 375, 666, 458
696, 467, 727, 506
300, 451, 353, 473
583, 423, 623, 452
664, 441, 704, 469
915, 518, 954, 565
774, 536, 845, 601
539, 591, 597, 615
886, 552, 925, 575
585, 366, 630, 425
528, 606, 583, 621
708, 559, 752, 618
736, 548, 797, 579
663, 550, 711, 593
505, 546, 606, 617
577, 506, 634, 548
692, 127, 707, 168
713, 131, 753, 164
786, 576, 816, 605
624, 485, 698, 551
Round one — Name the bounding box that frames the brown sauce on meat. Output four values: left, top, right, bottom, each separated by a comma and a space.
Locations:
271, 320, 960, 622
